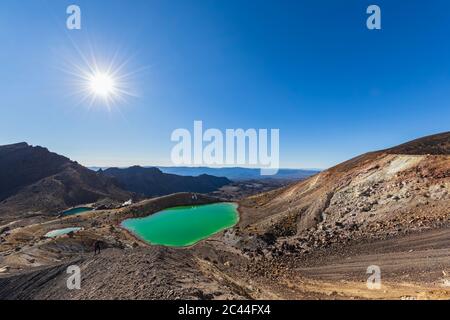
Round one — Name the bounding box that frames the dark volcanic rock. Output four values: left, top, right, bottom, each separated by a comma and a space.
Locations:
0, 143, 131, 218
0, 143, 70, 201
102, 166, 231, 197
384, 131, 450, 155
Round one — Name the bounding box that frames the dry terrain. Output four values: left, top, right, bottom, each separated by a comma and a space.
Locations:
0, 132, 449, 300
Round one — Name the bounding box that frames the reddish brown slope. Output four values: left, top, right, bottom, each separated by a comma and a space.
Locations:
240, 132, 450, 243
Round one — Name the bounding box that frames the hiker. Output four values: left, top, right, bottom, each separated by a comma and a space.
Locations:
94, 240, 102, 255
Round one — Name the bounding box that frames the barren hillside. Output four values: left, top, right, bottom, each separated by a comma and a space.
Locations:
0, 143, 131, 220
0, 133, 448, 300
240, 132, 449, 248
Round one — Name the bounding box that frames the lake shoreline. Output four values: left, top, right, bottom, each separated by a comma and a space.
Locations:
121, 202, 240, 248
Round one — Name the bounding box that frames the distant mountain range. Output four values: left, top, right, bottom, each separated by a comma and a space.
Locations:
101, 166, 231, 197
90, 166, 320, 181
0, 143, 232, 219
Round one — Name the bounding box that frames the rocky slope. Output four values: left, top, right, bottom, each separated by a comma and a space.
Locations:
240, 132, 449, 252
0, 143, 70, 201
0, 248, 250, 300
0, 143, 131, 220
0, 133, 448, 300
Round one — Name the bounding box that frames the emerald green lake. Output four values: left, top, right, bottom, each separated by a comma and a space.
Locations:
121, 203, 239, 247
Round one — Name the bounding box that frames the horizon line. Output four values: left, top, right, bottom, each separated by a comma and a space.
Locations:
87, 165, 324, 171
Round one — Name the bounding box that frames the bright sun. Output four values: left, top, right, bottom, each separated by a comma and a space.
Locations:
62, 50, 141, 110
89, 72, 116, 98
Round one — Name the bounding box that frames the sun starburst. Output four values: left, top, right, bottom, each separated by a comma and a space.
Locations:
60, 46, 142, 111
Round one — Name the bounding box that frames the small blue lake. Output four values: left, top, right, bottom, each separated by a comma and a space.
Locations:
45, 227, 82, 238
62, 207, 93, 216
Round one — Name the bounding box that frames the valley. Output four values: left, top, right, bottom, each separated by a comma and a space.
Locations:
0, 132, 449, 300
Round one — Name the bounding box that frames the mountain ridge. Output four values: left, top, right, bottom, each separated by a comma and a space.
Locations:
240, 132, 449, 244
0, 143, 131, 219
383, 131, 450, 155
0, 144, 234, 220
0, 133, 448, 300
101, 166, 232, 197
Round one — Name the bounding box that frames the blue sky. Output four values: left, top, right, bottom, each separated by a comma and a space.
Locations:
0, 0, 449, 169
